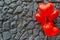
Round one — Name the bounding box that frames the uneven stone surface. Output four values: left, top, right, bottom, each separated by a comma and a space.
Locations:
0, 0, 60, 40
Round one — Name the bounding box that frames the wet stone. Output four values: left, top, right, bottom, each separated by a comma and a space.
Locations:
22, 0, 32, 1
33, 29, 39, 36
34, 36, 40, 40
29, 35, 34, 40
28, 30, 32, 35
57, 17, 60, 23
48, 0, 60, 2
13, 15, 18, 21
10, 28, 17, 34
8, 9, 13, 14
2, 6, 9, 13
0, 34, 3, 40
26, 22, 34, 29
3, 21, 11, 30
12, 0, 17, 2
20, 31, 28, 40
55, 23, 60, 28
33, 0, 42, 1
0, 7, 3, 11
3, 14, 10, 20
39, 31, 45, 39
4, 0, 12, 4
0, 28, 3, 32
0, 1, 4, 7
56, 35, 60, 40
0, 14, 3, 20
13, 6, 23, 14
9, 3, 17, 8
3, 31, 11, 40
16, 0, 22, 5
10, 21, 16, 28
15, 32, 21, 40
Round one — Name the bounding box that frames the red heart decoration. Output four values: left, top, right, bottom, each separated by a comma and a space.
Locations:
51, 27, 59, 36
48, 10, 59, 21
42, 22, 54, 32
38, 3, 54, 16
42, 22, 59, 36
35, 2, 59, 36
35, 12, 46, 25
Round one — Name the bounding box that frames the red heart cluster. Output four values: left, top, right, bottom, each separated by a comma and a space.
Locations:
35, 2, 59, 36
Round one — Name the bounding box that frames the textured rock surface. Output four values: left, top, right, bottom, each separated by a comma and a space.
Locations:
0, 0, 60, 40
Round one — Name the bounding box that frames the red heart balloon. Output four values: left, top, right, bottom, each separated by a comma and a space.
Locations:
35, 12, 46, 25
45, 27, 59, 36
51, 27, 59, 36
48, 10, 59, 21
42, 22, 59, 36
42, 22, 54, 32
38, 3, 54, 16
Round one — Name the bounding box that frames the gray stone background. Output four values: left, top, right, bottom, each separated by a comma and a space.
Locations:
0, 0, 60, 40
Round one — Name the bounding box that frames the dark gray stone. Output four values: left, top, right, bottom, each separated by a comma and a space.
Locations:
0, 21, 2, 28
12, 0, 17, 2
2, 6, 9, 13
56, 35, 60, 40
17, 19, 24, 32
0, 34, 3, 40
39, 31, 45, 39
13, 6, 23, 14
47, 0, 60, 2
29, 35, 34, 40
3, 21, 10, 30
0, 14, 3, 20
17, 23, 23, 32
3, 31, 11, 40
57, 17, 60, 23
33, 3, 38, 10
15, 32, 21, 40
25, 17, 32, 23
21, 29, 25, 33
26, 22, 34, 29
35, 24, 41, 30
26, 11, 33, 17
48, 36, 56, 40
6, 14, 13, 18
20, 31, 28, 40
16, 0, 22, 5
12, 34, 16, 38
3, 14, 10, 20
0, 7, 3, 11
9, 3, 17, 8
33, 29, 39, 36
18, 11, 26, 17
8, 9, 13, 14
13, 15, 18, 21
23, 19, 28, 27
55, 23, 60, 28
33, 0, 43, 2
10, 28, 17, 34
28, 30, 32, 35
4, 0, 12, 4
34, 36, 40, 40
54, 3, 60, 8
26, 2, 34, 9
0, 28, 3, 32
22, 0, 32, 1
10, 21, 16, 28
0, 1, 4, 7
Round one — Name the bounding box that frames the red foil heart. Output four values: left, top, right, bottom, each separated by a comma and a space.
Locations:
35, 2, 59, 36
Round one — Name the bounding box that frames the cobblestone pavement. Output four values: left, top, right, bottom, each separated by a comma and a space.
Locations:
0, 0, 60, 40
